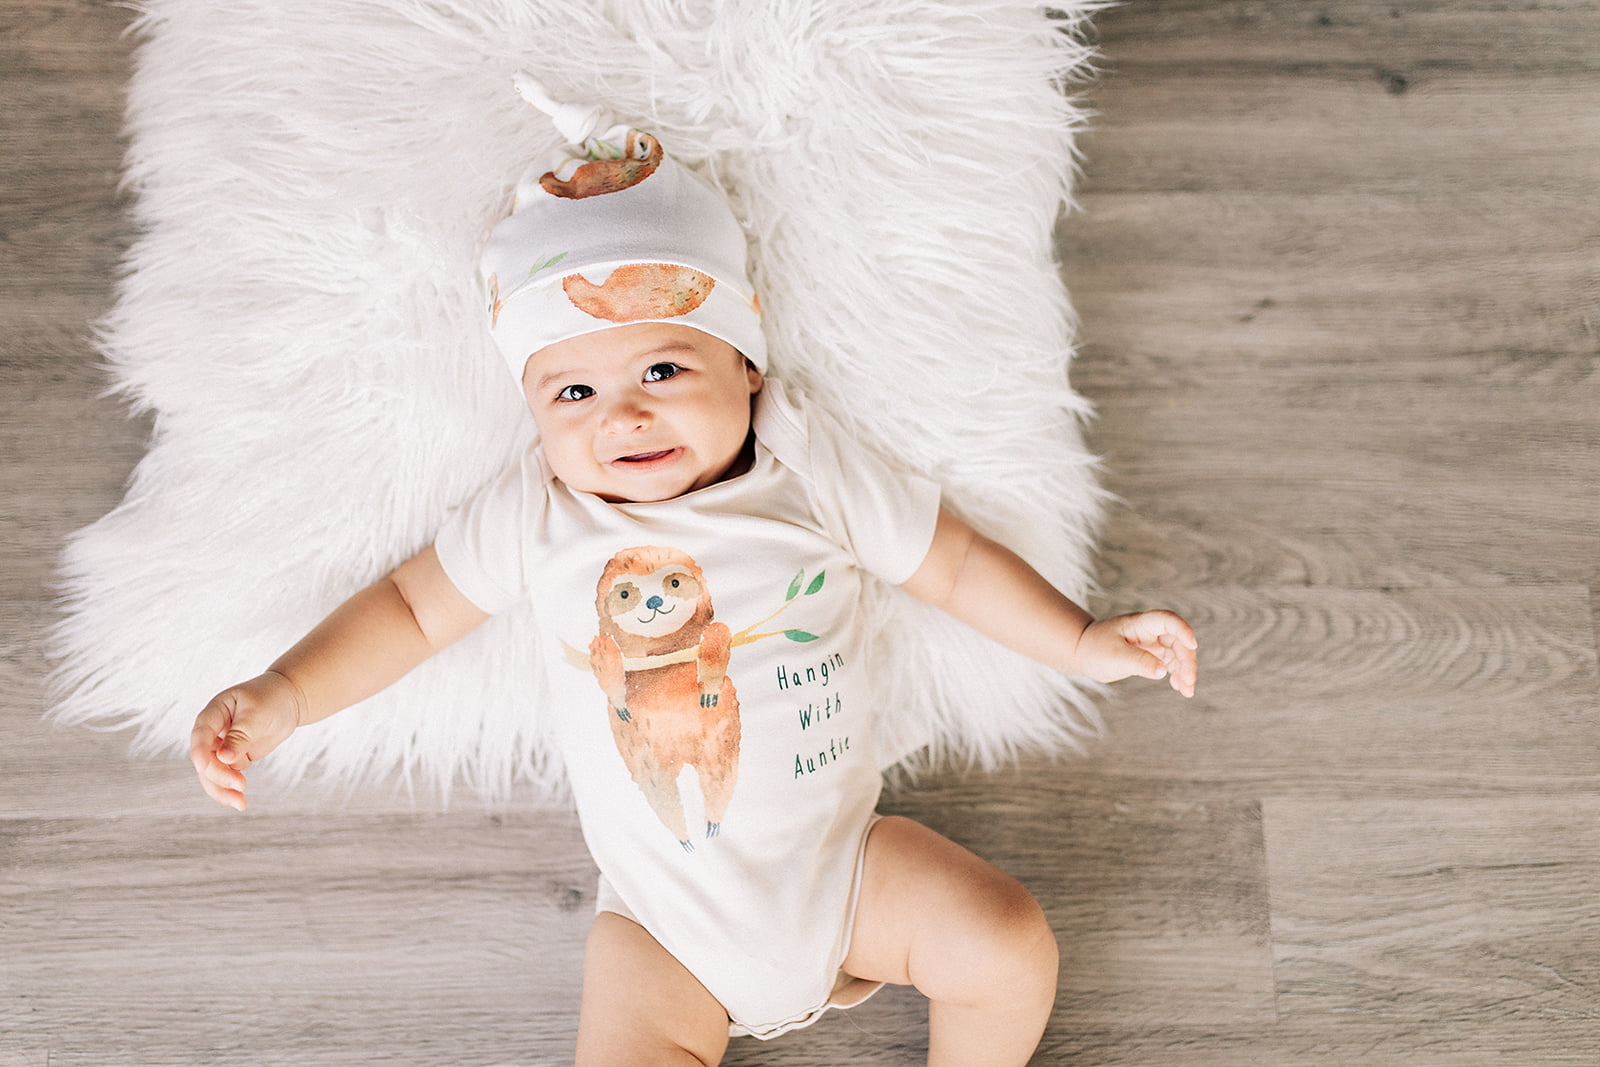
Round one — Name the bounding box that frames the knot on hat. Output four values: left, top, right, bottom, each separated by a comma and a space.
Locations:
512, 71, 607, 146
481, 73, 768, 381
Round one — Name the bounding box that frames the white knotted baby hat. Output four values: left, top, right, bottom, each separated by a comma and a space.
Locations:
481, 73, 767, 381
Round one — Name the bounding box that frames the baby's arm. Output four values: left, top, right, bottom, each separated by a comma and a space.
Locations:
900, 510, 1197, 697
189, 545, 490, 809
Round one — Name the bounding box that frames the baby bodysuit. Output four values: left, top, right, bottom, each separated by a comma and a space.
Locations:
434, 380, 940, 1036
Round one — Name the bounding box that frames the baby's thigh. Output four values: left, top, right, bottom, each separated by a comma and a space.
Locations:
575, 911, 730, 1067
842, 816, 1054, 999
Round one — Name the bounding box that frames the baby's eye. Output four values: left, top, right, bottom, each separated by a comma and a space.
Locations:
556, 384, 595, 402
643, 362, 682, 383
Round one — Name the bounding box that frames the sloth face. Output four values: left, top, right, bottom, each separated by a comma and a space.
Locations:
603, 564, 704, 640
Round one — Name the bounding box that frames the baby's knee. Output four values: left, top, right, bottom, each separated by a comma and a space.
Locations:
936, 878, 1058, 1007
986, 883, 1059, 994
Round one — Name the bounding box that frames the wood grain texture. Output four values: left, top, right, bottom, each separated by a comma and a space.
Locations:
1265, 795, 1600, 1061
0, 0, 133, 303
1063, 1, 1600, 599
1082, 585, 1600, 797
1, 0, 147, 606
1, 813, 597, 1066
6, 0, 1600, 1062
1077, 0, 1600, 74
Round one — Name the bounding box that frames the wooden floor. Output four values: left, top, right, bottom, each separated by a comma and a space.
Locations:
4, 1, 1598, 1063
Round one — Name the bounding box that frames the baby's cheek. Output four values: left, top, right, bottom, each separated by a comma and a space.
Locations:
537, 432, 589, 484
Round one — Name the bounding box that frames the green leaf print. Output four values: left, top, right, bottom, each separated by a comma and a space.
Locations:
527, 251, 567, 276
731, 572, 827, 650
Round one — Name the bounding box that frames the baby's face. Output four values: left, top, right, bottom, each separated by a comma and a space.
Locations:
520, 322, 763, 503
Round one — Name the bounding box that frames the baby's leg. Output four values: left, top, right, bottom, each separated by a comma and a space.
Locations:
842, 816, 1059, 1066
575, 912, 730, 1066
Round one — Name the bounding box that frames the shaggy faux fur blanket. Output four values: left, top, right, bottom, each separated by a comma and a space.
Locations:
52, 0, 1108, 805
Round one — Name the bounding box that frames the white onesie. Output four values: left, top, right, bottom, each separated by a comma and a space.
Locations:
434, 380, 941, 1037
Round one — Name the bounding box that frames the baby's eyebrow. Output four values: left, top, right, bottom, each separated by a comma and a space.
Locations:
637, 342, 698, 361
532, 367, 583, 394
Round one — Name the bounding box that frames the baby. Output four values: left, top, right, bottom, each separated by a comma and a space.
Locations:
190, 79, 1198, 1066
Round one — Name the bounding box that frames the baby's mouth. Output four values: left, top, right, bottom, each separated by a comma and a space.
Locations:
613, 448, 678, 465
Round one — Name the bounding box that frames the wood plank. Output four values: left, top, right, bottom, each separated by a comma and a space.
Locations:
1073, 75, 1600, 195
1061, 92, 1600, 590
1, 0, 143, 600
1078, 341, 1600, 591
0, 0, 139, 73
1263, 794, 1600, 1059
1059, 8, 1600, 597
0, 326, 149, 604
1, 813, 596, 1066
0, 2, 133, 303
1082, 585, 1600, 796
1085, 0, 1600, 74
1063, 191, 1598, 358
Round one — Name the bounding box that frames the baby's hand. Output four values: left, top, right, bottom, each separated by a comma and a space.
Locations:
1074, 611, 1198, 698
189, 671, 303, 810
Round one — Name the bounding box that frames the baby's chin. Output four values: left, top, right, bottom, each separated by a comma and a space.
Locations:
561, 461, 710, 504
592, 479, 689, 505
587, 459, 748, 504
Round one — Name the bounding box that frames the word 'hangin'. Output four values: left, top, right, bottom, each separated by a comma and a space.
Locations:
775, 651, 845, 692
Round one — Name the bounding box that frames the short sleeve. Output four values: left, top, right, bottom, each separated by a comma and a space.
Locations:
433, 451, 546, 615
798, 398, 942, 586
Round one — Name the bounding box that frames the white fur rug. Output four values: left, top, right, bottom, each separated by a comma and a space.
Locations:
52, 0, 1109, 805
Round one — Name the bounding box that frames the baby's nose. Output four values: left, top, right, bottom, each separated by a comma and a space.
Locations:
646, 595, 664, 611
602, 392, 651, 430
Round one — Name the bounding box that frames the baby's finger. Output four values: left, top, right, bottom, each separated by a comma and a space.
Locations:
1167, 648, 1197, 698
1130, 613, 1198, 695
1139, 609, 1198, 649
189, 707, 228, 772
200, 752, 246, 793
1133, 646, 1168, 682
216, 734, 245, 765
196, 758, 248, 811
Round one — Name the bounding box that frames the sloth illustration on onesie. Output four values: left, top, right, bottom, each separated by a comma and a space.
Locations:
588, 546, 741, 851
